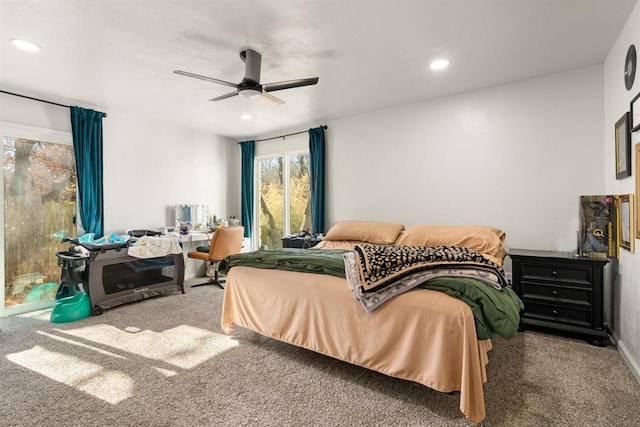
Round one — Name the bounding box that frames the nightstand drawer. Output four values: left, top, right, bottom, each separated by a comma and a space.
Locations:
521, 263, 593, 286
521, 282, 592, 307
523, 302, 592, 328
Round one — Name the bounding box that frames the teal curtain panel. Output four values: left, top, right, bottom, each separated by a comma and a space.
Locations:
70, 106, 104, 236
240, 140, 255, 238
309, 126, 325, 234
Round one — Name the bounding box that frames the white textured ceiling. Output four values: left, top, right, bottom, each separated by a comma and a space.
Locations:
0, 0, 637, 140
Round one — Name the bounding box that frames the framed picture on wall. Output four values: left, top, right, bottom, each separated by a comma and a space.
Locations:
632, 92, 640, 132
636, 144, 640, 239
615, 112, 631, 179
578, 195, 618, 259
618, 194, 634, 252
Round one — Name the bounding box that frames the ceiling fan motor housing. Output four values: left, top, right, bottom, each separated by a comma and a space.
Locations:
241, 49, 262, 84
238, 49, 262, 98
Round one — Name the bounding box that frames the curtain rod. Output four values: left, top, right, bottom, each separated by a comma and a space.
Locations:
0, 90, 107, 118
238, 125, 327, 144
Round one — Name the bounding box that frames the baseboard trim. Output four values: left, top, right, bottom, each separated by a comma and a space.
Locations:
617, 340, 640, 385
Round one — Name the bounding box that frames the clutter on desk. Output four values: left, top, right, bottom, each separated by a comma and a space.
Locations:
176, 204, 209, 229
179, 221, 193, 235
173, 206, 241, 235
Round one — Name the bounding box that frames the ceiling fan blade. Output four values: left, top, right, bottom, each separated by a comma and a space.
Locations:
174, 70, 238, 89
209, 90, 239, 102
258, 92, 285, 106
262, 77, 319, 92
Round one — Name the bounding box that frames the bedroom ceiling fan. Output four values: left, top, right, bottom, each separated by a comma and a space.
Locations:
174, 49, 319, 105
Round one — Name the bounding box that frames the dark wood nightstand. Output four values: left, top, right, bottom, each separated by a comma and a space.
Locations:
281, 236, 322, 249
510, 249, 610, 346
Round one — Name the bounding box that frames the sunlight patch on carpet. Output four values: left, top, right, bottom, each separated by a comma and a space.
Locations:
58, 324, 239, 369
6, 346, 132, 404
36, 330, 126, 359
154, 367, 178, 377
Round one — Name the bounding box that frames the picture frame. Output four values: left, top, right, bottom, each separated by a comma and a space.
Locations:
636, 144, 640, 239
618, 194, 634, 252
632, 91, 640, 132
615, 112, 631, 179
578, 195, 617, 259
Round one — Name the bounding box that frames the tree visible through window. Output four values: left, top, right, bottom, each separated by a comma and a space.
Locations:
3, 136, 77, 309
258, 152, 311, 249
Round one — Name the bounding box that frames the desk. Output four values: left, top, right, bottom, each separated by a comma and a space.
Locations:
179, 232, 213, 279
179, 231, 212, 243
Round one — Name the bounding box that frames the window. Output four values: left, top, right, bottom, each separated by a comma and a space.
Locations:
1, 122, 76, 317
255, 151, 311, 249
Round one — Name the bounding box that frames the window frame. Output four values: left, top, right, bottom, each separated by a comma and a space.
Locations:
252, 148, 310, 250
0, 121, 75, 317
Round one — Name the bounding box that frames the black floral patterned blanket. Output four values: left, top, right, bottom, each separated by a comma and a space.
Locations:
344, 245, 522, 339
351, 244, 507, 295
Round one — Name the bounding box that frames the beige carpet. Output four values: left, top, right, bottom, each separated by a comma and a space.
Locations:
1, 281, 639, 427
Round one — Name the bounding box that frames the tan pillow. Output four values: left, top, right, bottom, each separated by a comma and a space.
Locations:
323, 220, 405, 245
395, 225, 507, 265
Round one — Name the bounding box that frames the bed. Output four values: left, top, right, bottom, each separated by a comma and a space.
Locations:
220, 221, 522, 423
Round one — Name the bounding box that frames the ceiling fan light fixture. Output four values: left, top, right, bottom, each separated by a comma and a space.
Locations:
238, 88, 262, 99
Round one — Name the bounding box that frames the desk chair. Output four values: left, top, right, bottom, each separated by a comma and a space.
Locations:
187, 226, 244, 289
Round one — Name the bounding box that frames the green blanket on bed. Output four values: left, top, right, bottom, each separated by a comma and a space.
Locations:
419, 276, 523, 340
218, 248, 350, 278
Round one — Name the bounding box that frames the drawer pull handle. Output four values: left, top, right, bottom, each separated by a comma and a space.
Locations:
552, 309, 559, 315
551, 270, 559, 276
551, 290, 559, 296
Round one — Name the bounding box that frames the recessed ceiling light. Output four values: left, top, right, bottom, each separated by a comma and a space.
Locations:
240, 114, 253, 120
430, 59, 449, 71
10, 38, 41, 52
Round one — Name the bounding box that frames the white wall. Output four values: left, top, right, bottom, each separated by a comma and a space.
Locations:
102, 111, 234, 232
238, 66, 605, 260
604, 1, 640, 382
0, 87, 71, 132
0, 88, 235, 234
326, 66, 605, 257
